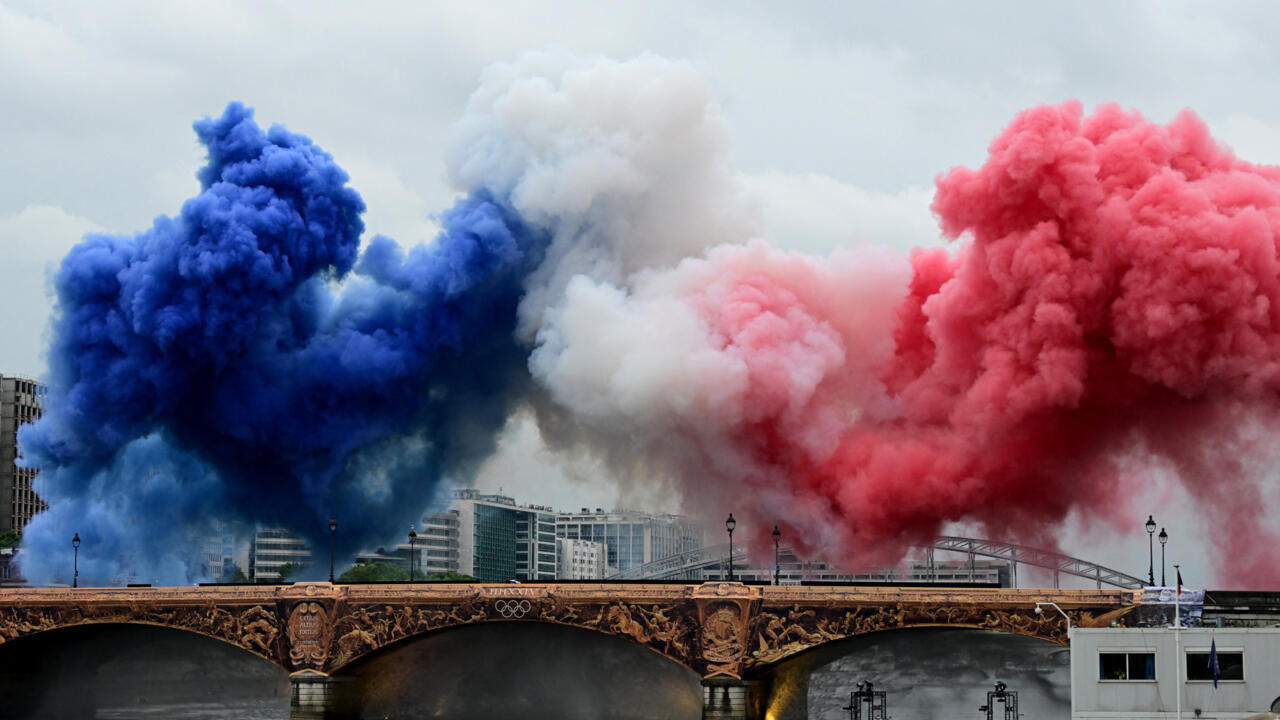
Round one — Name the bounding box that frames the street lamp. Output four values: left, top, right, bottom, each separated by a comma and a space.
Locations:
1034, 602, 1073, 633
407, 525, 417, 582
328, 516, 338, 583
725, 513, 736, 582
1036, 601, 1075, 713
1158, 527, 1168, 586
772, 525, 781, 586
1144, 515, 1156, 586
71, 533, 80, 589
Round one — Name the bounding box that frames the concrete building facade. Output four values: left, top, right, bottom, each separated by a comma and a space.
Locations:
557, 538, 607, 579
418, 509, 460, 576
1071, 627, 1280, 719
555, 508, 702, 575
0, 374, 45, 533
248, 528, 311, 581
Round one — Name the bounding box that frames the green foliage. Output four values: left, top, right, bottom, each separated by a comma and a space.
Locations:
273, 562, 306, 582
339, 562, 409, 583
0, 531, 20, 549
224, 565, 249, 583
427, 572, 476, 581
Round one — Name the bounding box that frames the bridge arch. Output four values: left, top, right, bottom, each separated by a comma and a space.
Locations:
741, 598, 1080, 674
324, 599, 703, 675
0, 602, 284, 667
331, 620, 703, 720
761, 627, 1071, 720
0, 622, 289, 719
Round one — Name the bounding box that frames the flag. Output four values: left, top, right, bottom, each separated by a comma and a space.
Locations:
1174, 566, 1183, 628
1209, 638, 1220, 689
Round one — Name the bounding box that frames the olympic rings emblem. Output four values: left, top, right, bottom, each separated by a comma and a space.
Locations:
494, 599, 532, 618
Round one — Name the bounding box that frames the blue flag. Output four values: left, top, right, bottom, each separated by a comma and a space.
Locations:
1209, 638, 1220, 689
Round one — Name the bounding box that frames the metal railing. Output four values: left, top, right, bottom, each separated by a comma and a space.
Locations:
608, 535, 1146, 589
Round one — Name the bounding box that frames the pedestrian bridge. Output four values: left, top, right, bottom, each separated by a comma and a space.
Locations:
0, 581, 1142, 718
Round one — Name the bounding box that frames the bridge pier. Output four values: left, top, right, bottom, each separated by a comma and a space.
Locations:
289, 671, 358, 720
702, 677, 764, 720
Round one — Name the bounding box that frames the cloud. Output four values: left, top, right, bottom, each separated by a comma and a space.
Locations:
0, 204, 100, 376
739, 172, 940, 254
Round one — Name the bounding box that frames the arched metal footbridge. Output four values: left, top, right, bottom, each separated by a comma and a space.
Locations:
607, 535, 1147, 589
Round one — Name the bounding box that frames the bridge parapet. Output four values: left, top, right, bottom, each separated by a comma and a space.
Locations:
0, 583, 1141, 680
743, 585, 1138, 672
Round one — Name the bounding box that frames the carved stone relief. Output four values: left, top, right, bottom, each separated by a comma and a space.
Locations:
0, 584, 1137, 679
287, 601, 331, 669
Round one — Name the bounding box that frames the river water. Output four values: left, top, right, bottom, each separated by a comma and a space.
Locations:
92, 700, 288, 719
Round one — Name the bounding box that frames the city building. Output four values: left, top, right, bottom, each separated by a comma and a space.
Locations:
353, 510, 462, 578
248, 528, 311, 581
1071, 626, 1280, 719
201, 523, 249, 582
555, 507, 702, 576
418, 509, 460, 576
557, 538, 607, 579
453, 489, 557, 582
0, 547, 22, 586
0, 374, 45, 533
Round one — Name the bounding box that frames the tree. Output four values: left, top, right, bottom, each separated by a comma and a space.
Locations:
273, 562, 307, 583
339, 562, 409, 583
224, 564, 249, 583
0, 531, 20, 549
427, 572, 476, 582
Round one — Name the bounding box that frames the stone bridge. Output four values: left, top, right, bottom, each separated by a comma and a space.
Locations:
0, 582, 1141, 718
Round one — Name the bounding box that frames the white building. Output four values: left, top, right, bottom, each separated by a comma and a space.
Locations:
555, 508, 702, 576
557, 538, 607, 579
1071, 626, 1280, 719
418, 509, 460, 576
248, 528, 310, 581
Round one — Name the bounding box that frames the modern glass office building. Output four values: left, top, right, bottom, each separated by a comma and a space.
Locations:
555, 508, 702, 575
454, 490, 557, 582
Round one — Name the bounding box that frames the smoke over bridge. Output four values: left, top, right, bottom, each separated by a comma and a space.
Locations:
17, 51, 1280, 587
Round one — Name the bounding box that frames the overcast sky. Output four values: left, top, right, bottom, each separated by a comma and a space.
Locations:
5, 0, 1280, 585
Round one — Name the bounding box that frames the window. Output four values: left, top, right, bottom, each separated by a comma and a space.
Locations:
1099, 652, 1156, 680
1187, 650, 1243, 682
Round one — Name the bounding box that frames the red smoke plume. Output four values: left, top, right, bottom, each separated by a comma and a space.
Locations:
796, 102, 1280, 587
528, 95, 1280, 588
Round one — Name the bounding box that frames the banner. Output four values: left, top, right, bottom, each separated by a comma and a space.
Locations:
1138, 586, 1205, 626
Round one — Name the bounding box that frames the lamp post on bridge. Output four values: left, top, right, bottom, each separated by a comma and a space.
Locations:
1144, 515, 1156, 586
328, 516, 338, 583
407, 525, 417, 582
772, 525, 781, 586
1158, 527, 1167, 586
725, 513, 736, 582
71, 533, 80, 589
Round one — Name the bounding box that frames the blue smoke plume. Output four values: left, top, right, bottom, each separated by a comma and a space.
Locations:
18, 103, 547, 584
